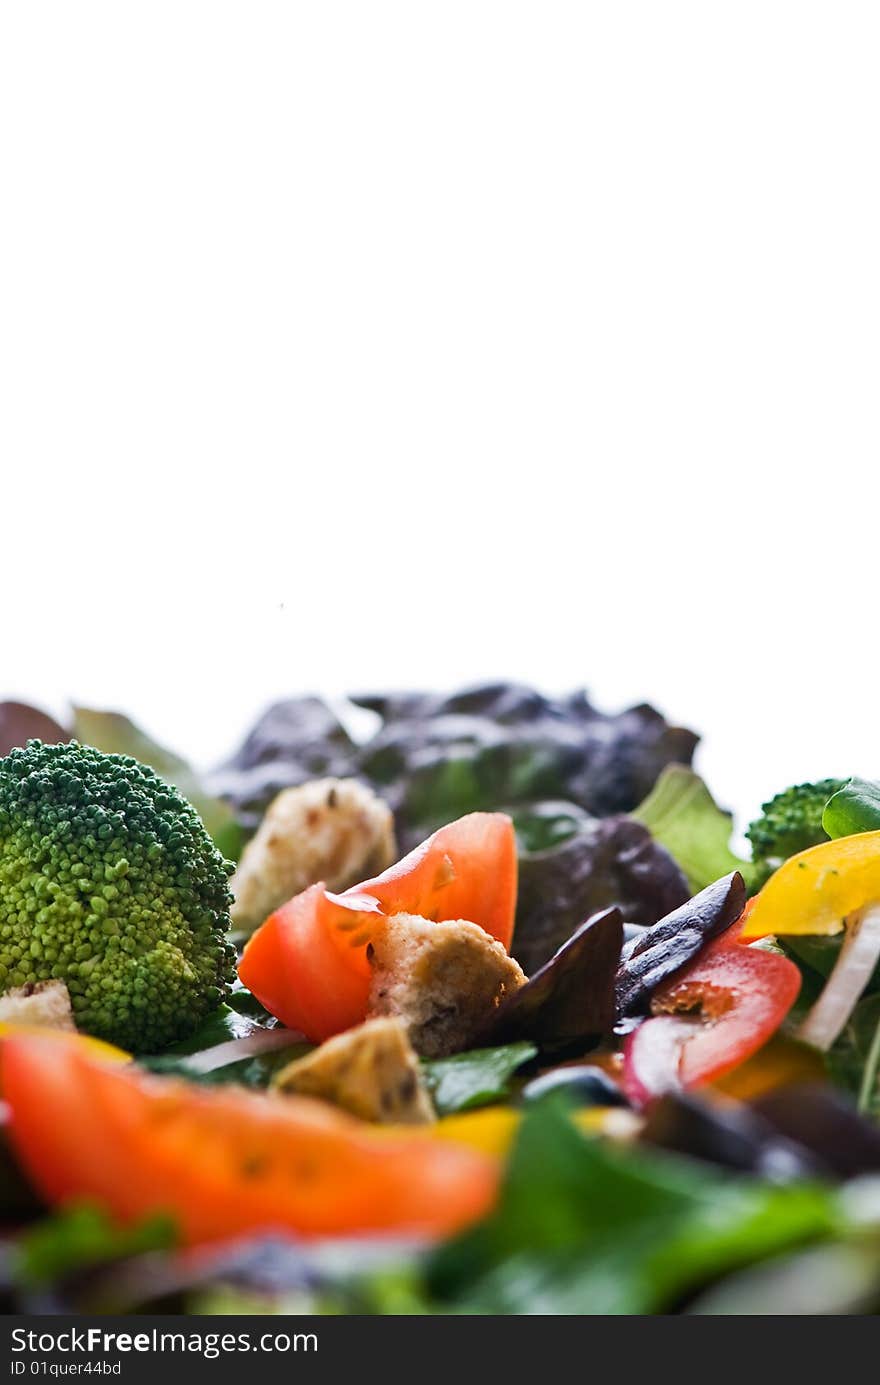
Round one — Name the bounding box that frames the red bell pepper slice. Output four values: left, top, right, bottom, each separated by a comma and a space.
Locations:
623, 930, 801, 1106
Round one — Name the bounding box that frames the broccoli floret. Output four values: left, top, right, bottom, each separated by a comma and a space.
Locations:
746, 778, 846, 890
0, 740, 236, 1052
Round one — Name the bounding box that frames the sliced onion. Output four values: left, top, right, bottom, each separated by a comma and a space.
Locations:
798, 903, 880, 1052
185, 1026, 307, 1075
622, 1014, 700, 1106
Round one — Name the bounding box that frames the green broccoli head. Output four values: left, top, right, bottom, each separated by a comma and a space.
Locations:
746, 778, 846, 890
0, 740, 236, 1052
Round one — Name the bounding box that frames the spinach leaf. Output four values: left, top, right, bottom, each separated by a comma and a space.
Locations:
421, 1042, 537, 1115
427, 1101, 838, 1314
14, 1205, 175, 1288
826, 991, 880, 1117
141, 1025, 309, 1085
823, 777, 880, 840
151, 1003, 265, 1056
139, 996, 310, 1088
227, 980, 278, 1026
781, 934, 845, 981
186, 1045, 312, 1089
633, 765, 749, 893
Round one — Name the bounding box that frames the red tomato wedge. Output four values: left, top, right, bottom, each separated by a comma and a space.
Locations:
623, 939, 801, 1107
350, 813, 517, 946
2, 1035, 498, 1246
236, 885, 376, 1042
238, 812, 517, 1041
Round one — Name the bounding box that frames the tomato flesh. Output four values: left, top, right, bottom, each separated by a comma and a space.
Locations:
236, 885, 374, 1041
2, 1035, 498, 1245
623, 939, 801, 1106
238, 812, 517, 1041
351, 813, 517, 948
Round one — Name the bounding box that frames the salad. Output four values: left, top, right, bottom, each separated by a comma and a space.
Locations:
1, 686, 880, 1316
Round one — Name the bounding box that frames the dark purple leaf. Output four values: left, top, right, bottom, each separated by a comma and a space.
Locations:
480, 907, 624, 1049
514, 816, 689, 975
353, 684, 698, 848
0, 702, 69, 757
215, 683, 698, 857
615, 870, 746, 1018
751, 1084, 880, 1179
209, 697, 356, 834
640, 1091, 823, 1181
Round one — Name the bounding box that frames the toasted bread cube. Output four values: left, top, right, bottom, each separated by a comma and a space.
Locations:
272, 1016, 435, 1124
0, 980, 76, 1032
231, 778, 396, 933
367, 912, 526, 1058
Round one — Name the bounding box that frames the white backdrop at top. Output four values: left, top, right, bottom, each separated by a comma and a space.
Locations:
1, 2, 877, 832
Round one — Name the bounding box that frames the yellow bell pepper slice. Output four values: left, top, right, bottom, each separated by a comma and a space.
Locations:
741, 831, 880, 939
432, 1107, 521, 1156
0, 1023, 129, 1065
711, 1035, 825, 1099
431, 1104, 639, 1157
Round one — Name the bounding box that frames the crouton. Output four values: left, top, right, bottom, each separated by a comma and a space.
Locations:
366, 913, 527, 1058
273, 1016, 435, 1124
231, 778, 396, 933
0, 980, 76, 1032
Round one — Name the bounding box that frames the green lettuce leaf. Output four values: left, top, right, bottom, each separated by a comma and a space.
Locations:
689, 1241, 880, 1315
633, 764, 748, 893
421, 1042, 537, 1115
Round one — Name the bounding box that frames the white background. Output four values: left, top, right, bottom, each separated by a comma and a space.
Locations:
1, 3, 877, 831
